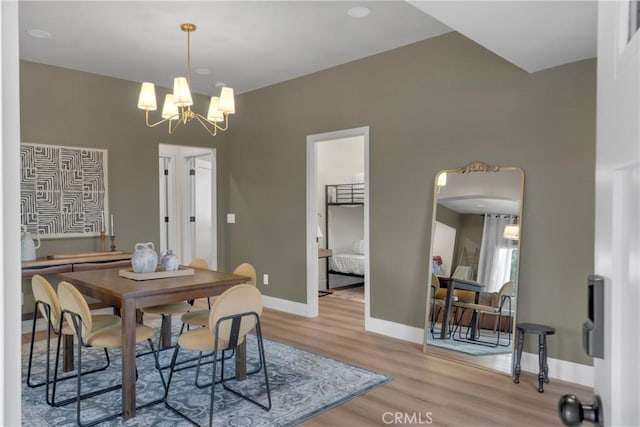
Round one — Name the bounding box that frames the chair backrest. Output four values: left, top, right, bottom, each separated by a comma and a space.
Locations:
497, 281, 516, 306
57, 281, 93, 340
32, 275, 63, 333
208, 284, 263, 349
431, 273, 447, 300
189, 258, 209, 269
233, 263, 257, 286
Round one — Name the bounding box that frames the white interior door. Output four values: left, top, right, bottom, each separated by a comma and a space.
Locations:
192, 156, 214, 267
159, 145, 216, 269
592, 2, 640, 425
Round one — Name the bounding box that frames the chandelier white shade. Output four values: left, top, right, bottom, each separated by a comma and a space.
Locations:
137, 23, 235, 137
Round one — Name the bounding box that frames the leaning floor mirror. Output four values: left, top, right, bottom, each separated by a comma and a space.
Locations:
423, 162, 524, 375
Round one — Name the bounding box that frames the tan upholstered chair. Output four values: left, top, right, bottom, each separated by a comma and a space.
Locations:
164, 284, 271, 425
140, 258, 210, 347
429, 274, 449, 338
27, 275, 120, 406
57, 281, 165, 426
181, 262, 256, 328
452, 281, 516, 347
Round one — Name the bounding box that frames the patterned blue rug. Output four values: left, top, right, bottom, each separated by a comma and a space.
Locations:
427, 326, 512, 356
23, 330, 391, 426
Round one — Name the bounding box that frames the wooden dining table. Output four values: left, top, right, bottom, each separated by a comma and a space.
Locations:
58, 266, 251, 420
438, 277, 484, 340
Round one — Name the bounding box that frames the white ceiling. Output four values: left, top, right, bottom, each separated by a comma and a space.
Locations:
18, 1, 597, 97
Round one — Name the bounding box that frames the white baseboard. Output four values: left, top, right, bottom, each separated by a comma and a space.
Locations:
366, 316, 425, 344
365, 315, 594, 387
262, 295, 313, 317
258, 301, 594, 388
519, 352, 593, 388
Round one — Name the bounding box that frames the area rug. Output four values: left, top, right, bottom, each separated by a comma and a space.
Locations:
427, 327, 512, 356
22, 329, 391, 426
326, 285, 364, 303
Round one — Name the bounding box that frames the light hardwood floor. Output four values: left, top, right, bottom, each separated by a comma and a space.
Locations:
24, 296, 592, 426
260, 297, 592, 427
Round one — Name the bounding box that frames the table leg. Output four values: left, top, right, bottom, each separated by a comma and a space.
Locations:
235, 341, 247, 381
122, 299, 137, 419
513, 329, 524, 384
440, 280, 454, 339
160, 314, 172, 349
537, 334, 545, 393
468, 291, 482, 340
63, 334, 74, 372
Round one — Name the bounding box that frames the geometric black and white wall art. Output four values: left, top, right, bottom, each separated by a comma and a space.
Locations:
20, 143, 108, 238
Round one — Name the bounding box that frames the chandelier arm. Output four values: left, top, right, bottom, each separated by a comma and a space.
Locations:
193, 114, 220, 137
169, 116, 184, 135
144, 110, 176, 128
194, 112, 230, 132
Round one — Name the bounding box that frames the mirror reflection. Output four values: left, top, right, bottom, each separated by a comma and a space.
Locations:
424, 162, 524, 375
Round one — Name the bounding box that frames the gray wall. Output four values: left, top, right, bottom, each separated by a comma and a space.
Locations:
19, 31, 596, 364
19, 61, 231, 270
227, 33, 595, 364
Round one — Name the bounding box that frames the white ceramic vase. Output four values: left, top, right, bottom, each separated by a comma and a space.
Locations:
131, 242, 158, 273
161, 249, 179, 271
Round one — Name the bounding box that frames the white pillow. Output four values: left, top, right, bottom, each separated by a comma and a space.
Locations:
352, 239, 365, 254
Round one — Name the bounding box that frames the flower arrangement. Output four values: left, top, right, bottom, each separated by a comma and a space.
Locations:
432, 255, 443, 275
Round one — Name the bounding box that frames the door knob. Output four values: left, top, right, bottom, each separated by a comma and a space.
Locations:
558, 394, 602, 427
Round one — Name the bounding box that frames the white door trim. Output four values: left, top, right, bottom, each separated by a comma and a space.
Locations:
306, 127, 370, 320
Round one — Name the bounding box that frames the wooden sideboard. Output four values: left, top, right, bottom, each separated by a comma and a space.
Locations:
21, 252, 132, 320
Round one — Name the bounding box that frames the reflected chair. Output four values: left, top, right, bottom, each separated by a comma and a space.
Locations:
57, 281, 165, 426
429, 274, 455, 339
140, 258, 210, 348
164, 284, 271, 426
181, 262, 257, 329
452, 281, 515, 347
27, 275, 120, 407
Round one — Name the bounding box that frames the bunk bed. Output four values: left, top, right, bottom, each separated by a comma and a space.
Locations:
324, 183, 365, 289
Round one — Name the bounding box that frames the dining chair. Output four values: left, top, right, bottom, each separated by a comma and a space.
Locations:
181, 262, 257, 329
56, 281, 166, 426
429, 273, 454, 338
27, 275, 121, 407
139, 258, 209, 348
452, 281, 515, 347
164, 284, 271, 426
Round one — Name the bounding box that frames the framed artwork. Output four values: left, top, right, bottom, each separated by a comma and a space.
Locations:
20, 142, 109, 238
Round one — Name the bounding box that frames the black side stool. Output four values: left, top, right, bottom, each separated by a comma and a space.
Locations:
513, 323, 556, 393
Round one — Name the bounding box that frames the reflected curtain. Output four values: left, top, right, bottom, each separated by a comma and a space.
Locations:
477, 214, 517, 293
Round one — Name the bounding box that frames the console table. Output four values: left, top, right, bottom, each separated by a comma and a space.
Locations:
21, 252, 132, 320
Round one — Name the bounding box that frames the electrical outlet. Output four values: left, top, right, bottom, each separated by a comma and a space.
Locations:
263, 274, 269, 285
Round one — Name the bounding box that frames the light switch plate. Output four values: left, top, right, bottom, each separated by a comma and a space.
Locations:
227, 213, 236, 224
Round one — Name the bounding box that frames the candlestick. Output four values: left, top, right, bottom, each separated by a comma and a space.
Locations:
100, 231, 106, 252
110, 235, 116, 252
110, 214, 114, 237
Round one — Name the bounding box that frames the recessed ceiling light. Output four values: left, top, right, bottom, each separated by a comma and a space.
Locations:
27, 29, 52, 39
347, 6, 372, 19
194, 68, 211, 75
215, 82, 227, 88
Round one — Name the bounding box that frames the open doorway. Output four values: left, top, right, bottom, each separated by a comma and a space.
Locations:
158, 144, 217, 269
306, 127, 369, 323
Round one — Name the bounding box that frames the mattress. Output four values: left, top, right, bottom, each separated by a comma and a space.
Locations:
329, 253, 365, 276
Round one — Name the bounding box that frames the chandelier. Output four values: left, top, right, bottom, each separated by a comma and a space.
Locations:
137, 23, 235, 137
